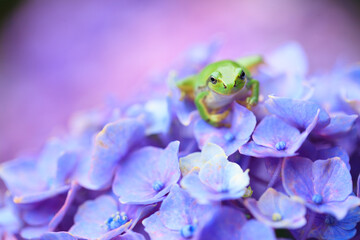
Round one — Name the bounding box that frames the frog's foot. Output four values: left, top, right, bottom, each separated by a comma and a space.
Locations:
206, 110, 230, 127
246, 96, 258, 109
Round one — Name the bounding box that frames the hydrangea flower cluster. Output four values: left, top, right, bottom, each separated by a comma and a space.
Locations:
1, 41, 360, 240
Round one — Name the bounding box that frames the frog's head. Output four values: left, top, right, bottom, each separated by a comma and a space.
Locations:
207, 64, 247, 95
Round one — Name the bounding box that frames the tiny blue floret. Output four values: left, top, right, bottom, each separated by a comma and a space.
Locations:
312, 194, 323, 204
275, 141, 286, 151
152, 180, 165, 192
180, 224, 196, 238
224, 132, 235, 142
104, 211, 129, 231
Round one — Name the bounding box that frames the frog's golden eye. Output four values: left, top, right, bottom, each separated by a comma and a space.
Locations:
239, 71, 246, 80
210, 76, 218, 84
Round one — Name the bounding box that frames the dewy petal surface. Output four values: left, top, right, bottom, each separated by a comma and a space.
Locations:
113, 141, 180, 204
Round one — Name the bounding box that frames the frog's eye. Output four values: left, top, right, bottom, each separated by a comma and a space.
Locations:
239, 71, 246, 80
210, 76, 218, 84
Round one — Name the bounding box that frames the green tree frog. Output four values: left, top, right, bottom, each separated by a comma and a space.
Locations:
177, 55, 262, 127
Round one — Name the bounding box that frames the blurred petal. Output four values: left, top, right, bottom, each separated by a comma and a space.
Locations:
87, 118, 145, 190
240, 220, 276, 240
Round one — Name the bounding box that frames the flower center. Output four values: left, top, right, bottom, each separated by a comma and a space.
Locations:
224, 132, 235, 142
312, 194, 323, 204
272, 213, 282, 221
180, 224, 196, 239
152, 180, 164, 192
275, 141, 286, 151
325, 215, 337, 226
103, 211, 129, 231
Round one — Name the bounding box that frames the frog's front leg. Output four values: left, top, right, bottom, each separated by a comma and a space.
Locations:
195, 91, 230, 127
245, 78, 259, 109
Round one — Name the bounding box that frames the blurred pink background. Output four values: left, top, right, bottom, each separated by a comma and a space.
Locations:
0, 0, 359, 161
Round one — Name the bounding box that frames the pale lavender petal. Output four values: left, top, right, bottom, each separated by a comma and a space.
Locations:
113, 231, 146, 240
21, 226, 49, 240
312, 158, 352, 203
282, 157, 314, 202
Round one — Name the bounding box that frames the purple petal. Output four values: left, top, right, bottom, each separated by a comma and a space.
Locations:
40, 232, 77, 240
315, 113, 358, 136
239, 141, 297, 158
245, 188, 306, 229
265, 96, 330, 130
194, 104, 256, 155
316, 146, 350, 170
87, 118, 145, 190
312, 158, 352, 203
307, 196, 360, 220
143, 212, 181, 240
240, 220, 276, 240
198, 207, 246, 240
49, 182, 80, 230
113, 231, 146, 240
282, 157, 314, 202
252, 115, 300, 149
113, 141, 180, 204
21, 226, 49, 239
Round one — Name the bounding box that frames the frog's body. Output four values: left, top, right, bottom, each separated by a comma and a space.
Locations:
177, 55, 262, 127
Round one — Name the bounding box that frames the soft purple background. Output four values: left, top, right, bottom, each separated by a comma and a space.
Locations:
0, 0, 359, 161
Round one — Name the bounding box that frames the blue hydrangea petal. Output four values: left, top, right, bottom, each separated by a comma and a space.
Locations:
194, 104, 256, 155
308, 196, 360, 220
69, 195, 119, 238
49, 182, 80, 230
316, 146, 350, 170
87, 119, 145, 190
282, 157, 315, 202
179, 152, 203, 176
0, 197, 21, 234
40, 232, 77, 240
113, 231, 146, 240
142, 211, 181, 240
159, 185, 212, 231
53, 152, 78, 187
180, 172, 215, 204
312, 158, 352, 203
239, 141, 297, 158
20, 226, 49, 239
265, 96, 330, 130
126, 98, 171, 135
245, 188, 306, 229
198, 207, 246, 240
112, 141, 180, 204
240, 220, 277, 240
315, 113, 358, 136
199, 155, 249, 194
252, 115, 300, 149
